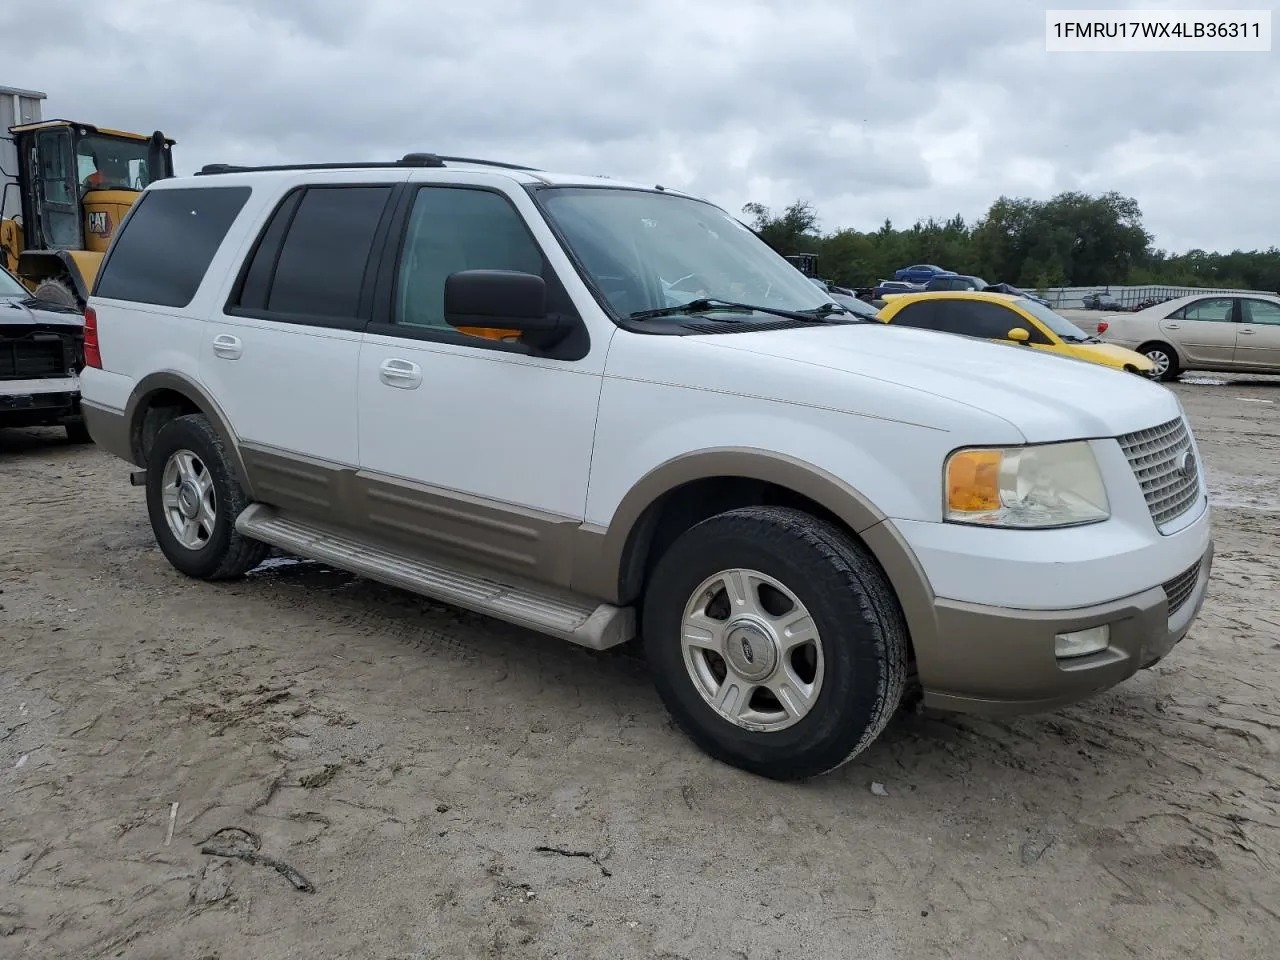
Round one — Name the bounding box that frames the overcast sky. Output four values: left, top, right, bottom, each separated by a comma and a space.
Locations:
8, 0, 1277, 254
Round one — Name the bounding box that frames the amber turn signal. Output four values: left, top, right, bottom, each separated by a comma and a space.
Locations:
946, 449, 1002, 513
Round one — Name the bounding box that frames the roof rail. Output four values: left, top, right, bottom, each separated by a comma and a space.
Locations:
195, 153, 540, 177
418, 155, 540, 171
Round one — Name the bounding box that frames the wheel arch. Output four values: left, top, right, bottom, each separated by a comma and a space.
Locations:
124, 371, 253, 494
573, 449, 938, 658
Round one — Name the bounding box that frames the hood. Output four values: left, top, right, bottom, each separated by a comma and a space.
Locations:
1059, 341, 1153, 370
686, 322, 1182, 443
0, 296, 84, 333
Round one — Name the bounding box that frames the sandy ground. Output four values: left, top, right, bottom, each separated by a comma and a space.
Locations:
2, 371, 1278, 960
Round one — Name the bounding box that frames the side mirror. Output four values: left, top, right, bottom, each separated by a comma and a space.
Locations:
1007, 328, 1030, 344
444, 269, 572, 345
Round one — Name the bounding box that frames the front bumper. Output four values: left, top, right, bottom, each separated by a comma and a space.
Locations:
0, 376, 82, 427
920, 541, 1213, 715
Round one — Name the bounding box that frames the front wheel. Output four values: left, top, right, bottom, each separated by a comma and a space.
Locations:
1140, 342, 1180, 382
642, 506, 908, 781
145, 414, 269, 580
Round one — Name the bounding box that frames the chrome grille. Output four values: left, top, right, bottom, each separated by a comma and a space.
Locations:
1117, 417, 1201, 530
1163, 560, 1201, 617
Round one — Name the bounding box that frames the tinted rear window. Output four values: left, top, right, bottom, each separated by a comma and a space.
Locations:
94, 186, 251, 307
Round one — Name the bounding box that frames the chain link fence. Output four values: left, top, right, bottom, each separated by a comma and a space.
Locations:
1038, 285, 1274, 310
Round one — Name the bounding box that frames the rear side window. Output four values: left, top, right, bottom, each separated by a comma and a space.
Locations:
95, 186, 250, 307
1179, 298, 1234, 323
230, 185, 393, 326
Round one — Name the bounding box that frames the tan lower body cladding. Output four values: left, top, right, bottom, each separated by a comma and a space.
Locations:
239, 444, 586, 588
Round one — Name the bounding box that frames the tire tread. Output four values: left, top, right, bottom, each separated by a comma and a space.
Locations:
148, 414, 269, 580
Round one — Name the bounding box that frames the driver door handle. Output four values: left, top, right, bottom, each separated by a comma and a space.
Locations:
379, 358, 422, 389
1239, 328, 1255, 335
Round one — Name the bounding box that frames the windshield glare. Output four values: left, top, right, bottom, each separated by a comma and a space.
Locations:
537, 188, 833, 318
0, 268, 28, 298
1016, 297, 1089, 340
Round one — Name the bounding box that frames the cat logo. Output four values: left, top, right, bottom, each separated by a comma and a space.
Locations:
87, 211, 112, 236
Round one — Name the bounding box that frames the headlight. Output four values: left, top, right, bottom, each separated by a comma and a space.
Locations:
944, 441, 1109, 528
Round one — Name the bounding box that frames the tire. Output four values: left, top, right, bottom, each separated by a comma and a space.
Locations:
642, 505, 908, 781
65, 420, 93, 444
145, 413, 269, 580
1139, 342, 1180, 382
33, 277, 80, 309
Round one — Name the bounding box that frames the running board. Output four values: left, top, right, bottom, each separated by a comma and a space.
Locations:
235, 504, 635, 651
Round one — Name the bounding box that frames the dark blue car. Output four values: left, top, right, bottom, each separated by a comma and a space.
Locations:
893, 264, 954, 284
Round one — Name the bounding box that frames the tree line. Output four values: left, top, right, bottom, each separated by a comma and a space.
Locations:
742, 192, 1280, 294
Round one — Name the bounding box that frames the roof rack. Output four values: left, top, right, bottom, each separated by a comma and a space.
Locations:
196, 153, 540, 176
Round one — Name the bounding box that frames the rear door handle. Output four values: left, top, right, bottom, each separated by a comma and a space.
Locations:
211, 334, 242, 360
1164, 323, 1181, 329
379, 358, 422, 389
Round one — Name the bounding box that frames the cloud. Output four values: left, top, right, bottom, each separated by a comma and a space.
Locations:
6, 0, 1277, 253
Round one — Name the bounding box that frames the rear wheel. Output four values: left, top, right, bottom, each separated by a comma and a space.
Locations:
1139, 342, 1179, 381
145, 414, 269, 580
33, 277, 80, 309
642, 506, 908, 781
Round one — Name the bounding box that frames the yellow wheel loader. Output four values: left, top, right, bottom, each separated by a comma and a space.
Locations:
1, 115, 175, 308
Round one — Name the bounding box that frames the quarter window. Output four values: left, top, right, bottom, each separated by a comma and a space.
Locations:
889, 301, 951, 331
95, 186, 251, 307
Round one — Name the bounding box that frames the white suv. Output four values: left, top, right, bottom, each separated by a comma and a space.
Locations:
80, 154, 1213, 780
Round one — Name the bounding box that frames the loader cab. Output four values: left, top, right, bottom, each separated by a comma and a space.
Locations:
12, 120, 174, 252
5, 120, 175, 304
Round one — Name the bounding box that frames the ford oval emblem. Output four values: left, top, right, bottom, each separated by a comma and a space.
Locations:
1178, 450, 1196, 480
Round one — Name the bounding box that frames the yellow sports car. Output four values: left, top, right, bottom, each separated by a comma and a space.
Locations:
877, 290, 1155, 375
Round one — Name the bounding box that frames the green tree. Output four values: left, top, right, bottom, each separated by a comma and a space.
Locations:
738, 189, 1279, 294
741, 200, 821, 255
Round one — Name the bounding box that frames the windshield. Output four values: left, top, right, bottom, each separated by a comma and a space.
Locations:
1016, 297, 1090, 341
0, 267, 28, 298
536, 188, 833, 320
76, 134, 158, 192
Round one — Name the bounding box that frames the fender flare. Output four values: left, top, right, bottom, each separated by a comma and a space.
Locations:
124, 371, 255, 496
570, 448, 939, 656
17, 249, 98, 302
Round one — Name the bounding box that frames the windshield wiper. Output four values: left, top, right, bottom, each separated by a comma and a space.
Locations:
629, 298, 845, 324
798, 302, 868, 322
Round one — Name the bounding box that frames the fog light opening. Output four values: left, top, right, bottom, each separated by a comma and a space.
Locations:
1055, 624, 1110, 659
